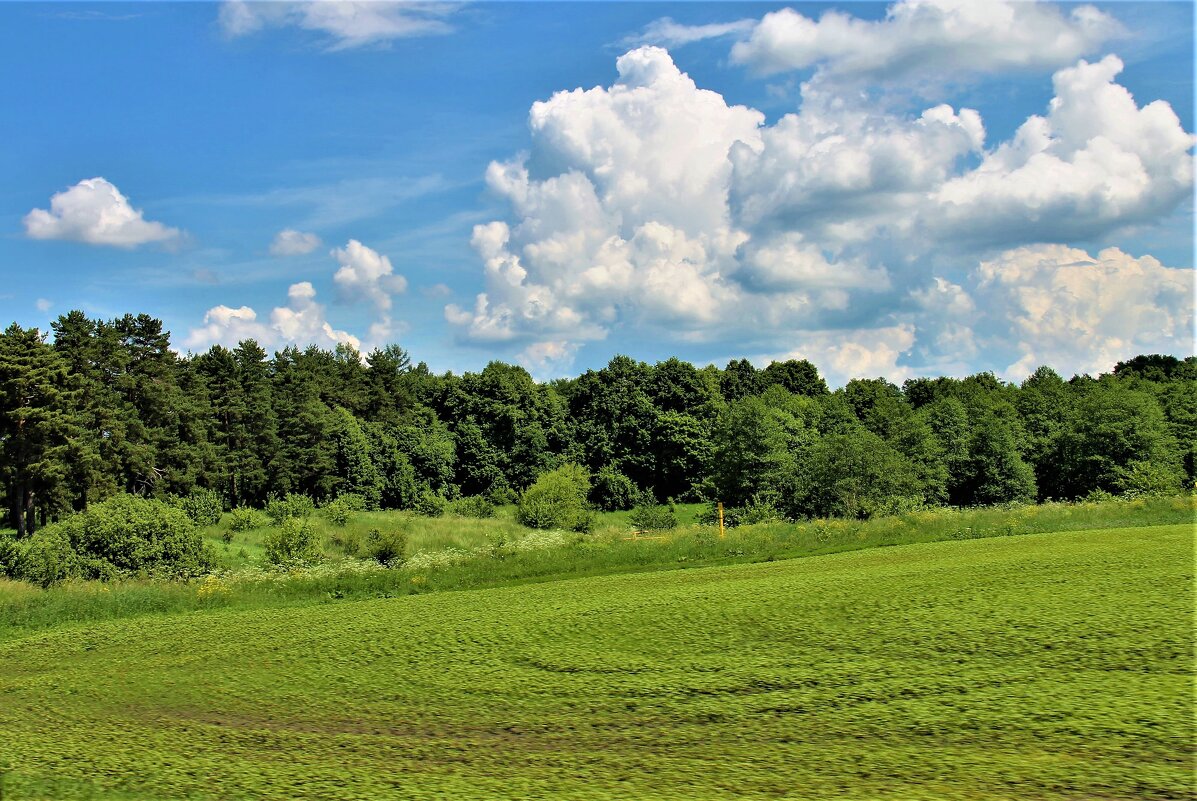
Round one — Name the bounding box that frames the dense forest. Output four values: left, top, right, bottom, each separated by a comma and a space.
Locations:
1, 311, 1193, 537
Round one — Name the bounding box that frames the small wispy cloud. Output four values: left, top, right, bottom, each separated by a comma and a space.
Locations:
219, 1, 460, 51
621, 16, 755, 49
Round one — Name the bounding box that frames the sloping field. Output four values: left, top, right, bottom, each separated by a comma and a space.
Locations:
1, 525, 1192, 801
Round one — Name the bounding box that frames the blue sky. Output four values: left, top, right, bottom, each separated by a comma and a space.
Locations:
1, 1, 1193, 385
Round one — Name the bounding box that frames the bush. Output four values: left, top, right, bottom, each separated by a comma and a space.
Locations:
25, 495, 213, 583
16, 528, 78, 587
486, 484, 518, 506
413, 491, 446, 518
740, 494, 784, 525
178, 488, 223, 526
228, 507, 265, 532
322, 498, 352, 527
336, 493, 367, 512
629, 502, 677, 531
365, 528, 408, 566
265, 493, 315, 523
1114, 460, 1183, 497
589, 466, 640, 511
517, 464, 593, 531
263, 517, 321, 566
450, 495, 495, 519
0, 531, 19, 578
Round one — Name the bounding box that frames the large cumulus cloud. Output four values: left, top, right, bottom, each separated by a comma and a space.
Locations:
449, 40, 1194, 383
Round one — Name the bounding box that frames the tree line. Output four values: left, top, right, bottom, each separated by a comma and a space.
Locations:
1, 311, 1193, 536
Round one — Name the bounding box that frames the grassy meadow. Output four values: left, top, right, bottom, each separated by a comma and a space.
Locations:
0, 495, 1192, 641
1, 522, 1193, 800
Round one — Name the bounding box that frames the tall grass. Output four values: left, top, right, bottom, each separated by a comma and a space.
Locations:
2, 494, 1192, 642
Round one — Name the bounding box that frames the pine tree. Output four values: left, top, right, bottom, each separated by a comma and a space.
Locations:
0, 324, 80, 535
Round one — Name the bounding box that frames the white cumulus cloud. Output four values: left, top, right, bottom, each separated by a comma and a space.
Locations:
331, 239, 407, 311
972, 245, 1195, 380
270, 228, 322, 256
932, 55, 1196, 245
730, 0, 1121, 83
449, 44, 1194, 379
23, 178, 181, 248
186, 282, 361, 353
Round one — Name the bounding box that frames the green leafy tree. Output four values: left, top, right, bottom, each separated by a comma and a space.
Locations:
0, 324, 79, 536
516, 463, 592, 531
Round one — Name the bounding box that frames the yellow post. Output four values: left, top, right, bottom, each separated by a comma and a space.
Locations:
718, 501, 725, 539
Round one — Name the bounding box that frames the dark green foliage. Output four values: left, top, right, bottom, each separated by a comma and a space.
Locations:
0, 323, 80, 536
785, 430, 925, 519
365, 527, 408, 566
13, 528, 77, 587
321, 498, 352, 527
589, 466, 640, 511
710, 396, 793, 507
20, 494, 213, 583
413, 490, 447, 518
177, 488, 223, 526
1, 306, 1191, 552
450, 495, 495, 519
517, 464, 593, 531
228, 507, 265, 532
265, 493, 316, 523
762, 359, 828, 397
629, 501, 677, 531
263, 517, 321, 565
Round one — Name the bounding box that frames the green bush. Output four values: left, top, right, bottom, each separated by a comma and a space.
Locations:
740, 494, 784, 525
24, 495, 213, 583
1114, 460, 1183, 497
228, 507, 265, 532
265, 493, 315, 523
178, 488, 223, 526
263, 517, 321, 566
485, 484, 518, 506
629, 502, 677, 531
0, 531, 19, 578
336, 493, 367, 512
517, 464, 593, 531
450, 495, 495, 519
322, 498, 352, 527
589, 466, 640, 511
16, 528, 78, 587
366, 528, 408, 566
413, 491, 446, 518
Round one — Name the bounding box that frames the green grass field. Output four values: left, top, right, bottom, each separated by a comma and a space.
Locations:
1, 522, 1192, 800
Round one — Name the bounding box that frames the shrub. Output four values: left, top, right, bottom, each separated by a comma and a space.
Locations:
740, 494, 784, 525
263, 517, 321, 566
178, 488, 223, 526
228, 507, 265, 532
589, 466, 640, 511
15, 528, 78, 587
0, 531, 19, 578
365, 527, 408, 566
322, 498, 352, 527
451, 495, 495, 519
485, 484, 518, 506
27, 495, 213, 582
517, 464, 593, 531
413, 491, 446, 518
336, 493, 367, 512
629, 502, 677, 531
265, 493, 315, 523
1114, 460, 1183, 497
